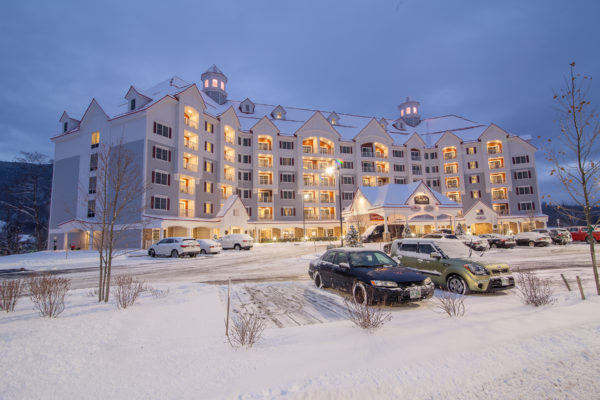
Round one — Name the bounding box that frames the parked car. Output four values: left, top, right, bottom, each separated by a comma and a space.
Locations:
196, 239, 222, 254
478, 234, 516, 249
361, 224, 404, 243
513, 231, 552, 247
532, 228, 571, 245
308, 248, 434, 305
219, 233, 254, 250
423, 233, 488, 251
390, 238, 515, 294
148, 237, 201, 258
566, 226, 600, 243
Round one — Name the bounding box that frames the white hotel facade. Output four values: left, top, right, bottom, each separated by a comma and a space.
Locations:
48, 65, 547, 249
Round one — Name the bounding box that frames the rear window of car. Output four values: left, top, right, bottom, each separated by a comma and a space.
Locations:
183, 240, 198, 245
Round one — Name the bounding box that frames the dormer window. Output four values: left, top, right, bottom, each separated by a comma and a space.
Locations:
245, 104, 250, 112
331, 118, 336, 125
63, 122, 68, 133
276, 112, 282, 119
271, 105, 286, 120
212, 79, 218, 88
130, 98, 136, 111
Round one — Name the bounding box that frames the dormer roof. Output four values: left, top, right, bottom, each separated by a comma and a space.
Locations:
270, 105, 286, 120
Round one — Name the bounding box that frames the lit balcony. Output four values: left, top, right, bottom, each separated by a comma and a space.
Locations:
180, 185, 194, 195
303, 146, 313, 154
183, 161, 198, 172
179, 207, 194, 217
443, 152, 456, 160
319, 147, 333, 155
258, 142, 272, 151
258, 159, 272, 168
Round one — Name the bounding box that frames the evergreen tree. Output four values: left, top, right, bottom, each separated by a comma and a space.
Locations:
345, 225, 361, 247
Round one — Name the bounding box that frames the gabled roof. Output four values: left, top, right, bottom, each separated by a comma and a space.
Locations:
216, 194, 247, 218
125, 86, 151, 100
203, 64, 225, 75
358, 182, 460, 208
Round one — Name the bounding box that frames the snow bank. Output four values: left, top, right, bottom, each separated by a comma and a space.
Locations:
1, 274, 599, 399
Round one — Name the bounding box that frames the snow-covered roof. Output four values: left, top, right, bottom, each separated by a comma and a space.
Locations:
216, 194, 240, 218
64, 73, 531, 146
359, 182, 460, 208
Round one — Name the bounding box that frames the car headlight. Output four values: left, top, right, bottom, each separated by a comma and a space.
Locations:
370, 280, 398, 288
463, 264, 490, 276
423, 277, 433, 286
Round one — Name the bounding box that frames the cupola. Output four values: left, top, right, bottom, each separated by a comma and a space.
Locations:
398, 97, 421, 127
201, 64, 228, 105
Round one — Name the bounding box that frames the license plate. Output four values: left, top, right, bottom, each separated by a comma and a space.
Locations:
501, 277, 509, 286
409, 287, 421, 299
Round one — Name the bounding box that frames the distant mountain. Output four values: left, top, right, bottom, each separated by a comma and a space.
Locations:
542, 202, 600, 227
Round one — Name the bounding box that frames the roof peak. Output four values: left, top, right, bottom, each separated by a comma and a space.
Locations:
203, 64, 225, 75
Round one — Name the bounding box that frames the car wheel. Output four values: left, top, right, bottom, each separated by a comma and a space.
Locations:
200, 249, 206, 254
314, 272, 325, 289
148, 249, 156, 258
190, 253, 196, 258
528, 241, 535, 247
490, 243, 497, 249
234, 244, 241, 250
446, 275, 469, 295
352, 281, 370, 305
171, 250, 179, 258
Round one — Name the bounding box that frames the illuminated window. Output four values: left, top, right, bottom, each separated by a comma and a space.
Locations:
212, 79, 218, 88
400, 109, 404, 117
471, 190, 480, 199
470, 175, 479, 184
331, 118, 336, 125
204, 161, 213, 173
447, 192, 461, 202
413, 107, 417, 114
204, 80, 209, 88
276, 112, 282, 119
406, 107, 411, 115
220, 81, 224, 90
204, 202, 213, 214
91, 131, 100, 148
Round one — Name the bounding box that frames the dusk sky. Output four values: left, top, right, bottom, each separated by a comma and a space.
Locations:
1, 0, 599, 201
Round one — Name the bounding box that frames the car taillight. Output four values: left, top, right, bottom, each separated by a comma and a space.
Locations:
210, 246, 214, 248
243, 240, 248, 243
500, 239, 506, 242
180, 245, 188, 248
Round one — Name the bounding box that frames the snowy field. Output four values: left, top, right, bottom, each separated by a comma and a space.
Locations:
1, 243, 600, 399
1, 274, 599, 399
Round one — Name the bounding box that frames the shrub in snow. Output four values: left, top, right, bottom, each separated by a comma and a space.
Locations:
455, 224, 465, 235
515, 271, 556, 307
434, 292, 466, 317
28, 273, 70, 318
343, 299, 391, 332
345, 225, 362, 247
228, 310, 266, 348
0, 279, 24, 312
149, 287, 169, 299
113, 275, 146, 309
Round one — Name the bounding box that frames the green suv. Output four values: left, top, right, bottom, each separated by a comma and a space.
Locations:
389, 238, 515, 294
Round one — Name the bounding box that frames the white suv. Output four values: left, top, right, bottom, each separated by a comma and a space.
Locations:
148, 237, 201, 258
219, 234, 254, 250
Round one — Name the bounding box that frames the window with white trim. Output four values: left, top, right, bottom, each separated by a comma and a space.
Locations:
394, 164, 405, 172
393, 150, 404, 158
518, 201, 535, 211
342, 175, 355, 185
280, 190, 295, 200
516, 186, 533, 195
340, 145, 353, 154
342, 192, 354, 201
204, 202, 213, 214
395, 177, 407, 184
280, 173, 295, 183
152, 196, 168, 210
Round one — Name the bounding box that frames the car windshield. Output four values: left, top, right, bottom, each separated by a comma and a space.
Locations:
347, 251, 397, 268
435, 240, 472, 259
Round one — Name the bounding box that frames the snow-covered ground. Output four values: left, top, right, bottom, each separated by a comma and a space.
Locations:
1, 269, 599, 399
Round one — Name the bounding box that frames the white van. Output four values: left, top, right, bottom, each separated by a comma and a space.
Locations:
219, 234, 254, 250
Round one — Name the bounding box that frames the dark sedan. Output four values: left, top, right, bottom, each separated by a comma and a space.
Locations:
478, 234, 516, 249
308, 248, 435, 305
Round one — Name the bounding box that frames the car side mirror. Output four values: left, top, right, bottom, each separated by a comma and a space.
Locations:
339, 262, 350, 270
430, 252, 442, 259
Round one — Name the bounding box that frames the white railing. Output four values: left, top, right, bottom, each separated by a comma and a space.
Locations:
184, 117, 199, 129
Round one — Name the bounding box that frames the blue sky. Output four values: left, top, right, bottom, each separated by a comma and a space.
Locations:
1, 0, 598, 201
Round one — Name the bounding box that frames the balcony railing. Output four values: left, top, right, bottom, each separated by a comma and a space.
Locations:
225, 174, 235, 181
446, 182, 459, 189
319, 147, 333, 155
362, 166, 376, 173
495, 209, 509, 215
487, 147, 502, 154
303, 146, 313, 153
443, 153, 457, 160
491, 178, 505, 184
258, 160, 272, 168
258, 214, 273, 220
184, 117, 199, 129
258, 143, 272, 151
445, 167, 458, 174
180, 186, 194, 195
376, 167, 388, 173
320, 215, 336, 220
183, 162, 198, 172
179, 208, 194, 217
492, 194, 507, 200
224, 136, 235, 144
489, 162, 503, 170
258, 196, 273, 203
361, 150, 374, 157
258, 177, 273, 185
184, 140, 198, 151
224, 154, 235, 163
320, 198, 334, 203
304, 215, 319, 220
411, 155, 421, 161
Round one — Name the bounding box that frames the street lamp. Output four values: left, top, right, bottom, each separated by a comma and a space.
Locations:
326, 165, 344, 247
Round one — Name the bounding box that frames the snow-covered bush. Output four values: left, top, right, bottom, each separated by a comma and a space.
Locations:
28, 273, 70, 317
113, 275, 146, 309
345, 225, 361, 247
228, 310, 266, 348
434, 292, 466, 317
455, 224, 465, 235
343, 299, 391, 332
515, 271, 555, 307
0, 279, 24, 312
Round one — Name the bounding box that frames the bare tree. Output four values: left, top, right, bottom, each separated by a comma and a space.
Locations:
545, 62, 600, 295
79, 137, 150, 302
0, 152, 52, 251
